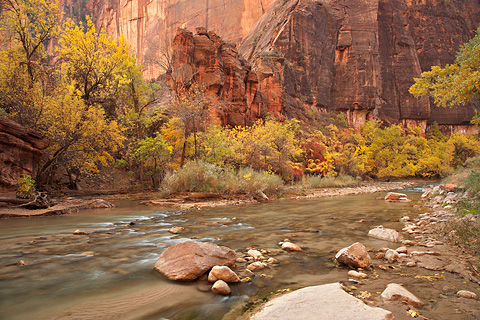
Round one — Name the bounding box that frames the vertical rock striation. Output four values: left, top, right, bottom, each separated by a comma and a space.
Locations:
0, 117, 49, 193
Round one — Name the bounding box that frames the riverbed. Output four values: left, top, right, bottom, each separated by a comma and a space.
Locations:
0, 188, 479, 319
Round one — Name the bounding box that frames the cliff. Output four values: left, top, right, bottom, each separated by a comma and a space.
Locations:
59, 0, 274, 79
63, 0, 480, 130
0, 117, 49, 193
239, 0, 480, 129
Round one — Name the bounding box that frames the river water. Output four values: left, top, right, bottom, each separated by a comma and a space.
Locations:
0, 188, 477, 319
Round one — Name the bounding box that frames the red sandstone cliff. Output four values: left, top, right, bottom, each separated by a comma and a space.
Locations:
62, 0, 480, 130
0, 117, 49, 193
59, 0, 274, 79
239, 0, 480, 129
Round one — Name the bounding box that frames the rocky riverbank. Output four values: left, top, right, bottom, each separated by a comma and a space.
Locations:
217, 188, 480, 320
0, 181, 416, 218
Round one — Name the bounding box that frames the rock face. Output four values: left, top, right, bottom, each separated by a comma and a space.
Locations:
250, 282, 394, 320
0, 117, 49, 193
59, 0, 274, 79
70, 0, 480, 130
153, 241, 236, 281
335, 242, 372, 269
239, 0, 480, 130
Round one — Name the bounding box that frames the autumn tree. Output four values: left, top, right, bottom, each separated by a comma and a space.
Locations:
410, 28, 480, 124
0, 0, 59, 127
169, 85, 211, 166
57, 17, 135, 113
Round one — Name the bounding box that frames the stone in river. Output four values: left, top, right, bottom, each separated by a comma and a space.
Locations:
385, 192, 409, 202
208, 265, 240, 283
381, 283, 424, 307
385, 249, 399, 263
247, 261, 267, 271
247, 249, 264, 260
211, 280, 231, 295
281, 242, 302, 252
335, 242, 372, 269
368, 226, 403, 242
348, 270, 368, 279
457, 290, 478, 300
169, 226, 184, 234
153, 241, 236, 281
250, 283, 393, 320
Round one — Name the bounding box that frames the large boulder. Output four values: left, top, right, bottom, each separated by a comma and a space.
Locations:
335, 242, 372, 269
381, 283, 424, 307
250, 282, 393, 320
154, 241, 236, 281
368, 226, 403, 242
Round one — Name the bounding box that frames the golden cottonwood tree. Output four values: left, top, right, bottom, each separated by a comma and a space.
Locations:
0, 0, 59, 127
57, 17, 135, 113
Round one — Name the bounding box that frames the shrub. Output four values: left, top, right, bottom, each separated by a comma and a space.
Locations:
304, 173, 359, 188
160, 161, 283, 196
16, 174, 36, 199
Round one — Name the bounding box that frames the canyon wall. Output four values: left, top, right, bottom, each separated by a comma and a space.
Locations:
0, 117, 49, 193
59, 0, 274, 79
239, 0, 480, 129
63, 0, 480, 129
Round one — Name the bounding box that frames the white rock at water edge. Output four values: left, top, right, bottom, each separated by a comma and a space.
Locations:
381, 283, 424, 307
250, 283, 394, 320
368, 226, 403, 242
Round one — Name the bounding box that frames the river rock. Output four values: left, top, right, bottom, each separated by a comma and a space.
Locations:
208, 266, 240, 283
169, 226, 184, 234
385, 192, 409, 202
348, 270, 368, 279
153, 241, 236, 281
385, 249, 399, 263
457, 290, 478, 300
211, 280, 231, 295
247, 261, 267, 271
73, 229, 88, 235
248, 249, 264, 260
335, 242, 372, 269
267, 257, 279, 264
281, 242, 302, 252
250, 283, 394, 320
395, 246, 408, 254
381, 283, 424, 307
368, 226, 403, 242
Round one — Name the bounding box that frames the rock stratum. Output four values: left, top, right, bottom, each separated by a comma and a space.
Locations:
65, 0, 480, 130
0, 117, 49, 193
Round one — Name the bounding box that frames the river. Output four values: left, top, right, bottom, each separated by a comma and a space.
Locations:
0, 188, 477, 319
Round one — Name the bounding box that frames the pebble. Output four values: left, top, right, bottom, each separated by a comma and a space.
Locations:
267, 257, 279, 264
211, 280, 231, 295
247, 249, 264, 260
373, 252, 385, 259
169, 226, 184, 234
247, 261, 267, 271
281, 242, 302, 252
73, 229, 88, 235
347, 270, 368, 279
406, 261, 417, 267
395, 246, 408, 254
385, 249, 399, 263
457, 290, 478, 300
402, 240, 415, 246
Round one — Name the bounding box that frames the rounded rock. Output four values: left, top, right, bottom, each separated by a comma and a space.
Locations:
211, 280, 231, 295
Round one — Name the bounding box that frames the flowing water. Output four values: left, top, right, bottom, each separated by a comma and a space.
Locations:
0, 188, 478, 320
